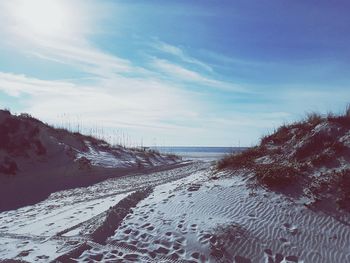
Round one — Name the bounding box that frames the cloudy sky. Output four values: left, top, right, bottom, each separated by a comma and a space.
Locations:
0, 0, 350, 146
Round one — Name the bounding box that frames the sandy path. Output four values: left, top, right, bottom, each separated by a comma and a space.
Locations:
77, 169, 350, 263
0, 161, 207, 262
2, 162, 350, 262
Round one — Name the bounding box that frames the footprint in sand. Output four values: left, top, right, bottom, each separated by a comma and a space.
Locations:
188, 184, 201, 192
147, 225, 155, 231
234, 255, 252, 263
175, 236, 186, 244
154, 246, 170, 255
125, 214, 132, 220
36, 255, 49, 260
89, 254, 103, 261
16, 249, 33, 257
141, 223, 151, 229
190, 224, 198, 232
132, 230, 140, 236
191, 252, 201, 260
285, 255, 299, 262
124, 228, 132, 234
264, 249, 299, 263
173, 243, 182, 250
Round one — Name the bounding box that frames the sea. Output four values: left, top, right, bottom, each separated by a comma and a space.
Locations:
153, 146, 247, 162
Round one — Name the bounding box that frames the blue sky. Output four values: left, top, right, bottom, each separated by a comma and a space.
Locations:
0, 0, 350, 146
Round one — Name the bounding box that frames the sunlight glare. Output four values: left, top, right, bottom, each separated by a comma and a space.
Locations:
14, 0, 71, 37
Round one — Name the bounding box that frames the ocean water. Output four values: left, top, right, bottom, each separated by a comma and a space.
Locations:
153, 146, 247, 162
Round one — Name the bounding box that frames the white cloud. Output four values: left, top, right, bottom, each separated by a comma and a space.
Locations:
0, 0, 135, 80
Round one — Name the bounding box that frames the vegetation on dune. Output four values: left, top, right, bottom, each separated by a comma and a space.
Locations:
0, 116, 45, 156
217, 146, 264, 170
254, 163, 299, 188
0, 112, 47, 176
217, 105, 350, 208
335, 169, 350, 210
0, 109, 180, 176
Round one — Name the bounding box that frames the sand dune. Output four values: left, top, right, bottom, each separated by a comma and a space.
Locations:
0, 110, 180, 211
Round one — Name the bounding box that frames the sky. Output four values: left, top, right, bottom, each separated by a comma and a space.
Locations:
0, 0, 350, 146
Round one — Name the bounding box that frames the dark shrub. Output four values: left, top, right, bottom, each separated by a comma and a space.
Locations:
305, 112, 323, 126
0, 118, 25, 153
311, 152, 334, 167
330, 141, 347, 155
1, 109, 11, 115
217, 146, 265, 169
294, 133, 334, 160
254, 164, 298, 188
289, 120, 317, 140
345, 104, 350, 117
335, 169, 350, 210
337, 169, 350, 188
261, 125, 292, 145
327, 107, 350, 127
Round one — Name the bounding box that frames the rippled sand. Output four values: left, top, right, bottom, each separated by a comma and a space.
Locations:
1, 162, 350, 262
78, 169, 350, 262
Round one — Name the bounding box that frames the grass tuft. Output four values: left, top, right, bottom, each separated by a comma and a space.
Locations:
217, 146, 265, 169
305, 112, 323, 126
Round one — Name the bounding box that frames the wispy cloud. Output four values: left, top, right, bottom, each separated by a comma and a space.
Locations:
28, 39, 134, 78
0, 72, 79, 96
152, 58, 247, 92
154, 41, 213, 72
0, 71, 201, 131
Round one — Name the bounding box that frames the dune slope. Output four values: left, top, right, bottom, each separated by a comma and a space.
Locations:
0, 110, 179, 211
218, 111, 350, 215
